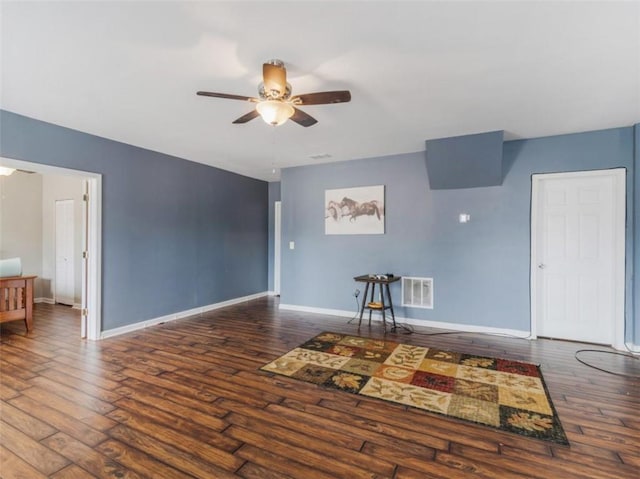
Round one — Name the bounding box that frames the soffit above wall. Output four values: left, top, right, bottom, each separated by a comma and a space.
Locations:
426, 131, 504, 189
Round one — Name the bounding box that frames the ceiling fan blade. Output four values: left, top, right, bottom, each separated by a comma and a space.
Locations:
290, 108, 318, 127
197, 91, 258, 102
232, 110, 260, 124
292, 90, 351, 105
263, 62, 287, 96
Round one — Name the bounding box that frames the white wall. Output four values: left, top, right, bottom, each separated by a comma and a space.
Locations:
42, 174, 84, 305
0, 172, 44, 296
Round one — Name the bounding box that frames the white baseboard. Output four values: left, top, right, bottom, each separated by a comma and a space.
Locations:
278, 303, 531, 339
35, 298, 82, 308
100, 291, 269, 339
34, 297, 55, 304
625, 343, 640, 354
279, 303, 356, 318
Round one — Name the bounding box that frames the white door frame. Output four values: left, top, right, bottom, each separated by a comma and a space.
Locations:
274, 201, 281, 295
85, 175, 102, 341
530, 168, 626, 350
0, 157, 102, 340
81, 180, 89, 338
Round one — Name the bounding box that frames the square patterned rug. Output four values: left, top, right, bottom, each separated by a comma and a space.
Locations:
261, 332, 569, 445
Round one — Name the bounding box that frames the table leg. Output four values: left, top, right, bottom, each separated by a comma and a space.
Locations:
358, 282, 370, 328
385, 283, 397, 331
379, 284, 387, 333
369, 283, 382, 326
25, 279, 34, 332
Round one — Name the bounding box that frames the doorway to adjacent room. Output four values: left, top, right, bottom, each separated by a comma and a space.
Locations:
0, 157, 102, 340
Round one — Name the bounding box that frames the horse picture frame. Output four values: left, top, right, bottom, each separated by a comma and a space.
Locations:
325, 185, 385, 235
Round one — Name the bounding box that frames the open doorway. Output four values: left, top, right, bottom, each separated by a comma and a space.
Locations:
0, 157, 102, 339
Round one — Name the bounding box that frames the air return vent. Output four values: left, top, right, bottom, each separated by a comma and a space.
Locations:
401, 277, 433, 309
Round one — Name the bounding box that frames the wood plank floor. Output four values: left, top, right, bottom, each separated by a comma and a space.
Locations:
1, 298, 638, 478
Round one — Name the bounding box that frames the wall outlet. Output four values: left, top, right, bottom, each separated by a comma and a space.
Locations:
353, 289, 360, 298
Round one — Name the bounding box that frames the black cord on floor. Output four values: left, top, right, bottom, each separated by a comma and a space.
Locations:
404, 326, 640, 378
402, 325, 640, 378
346, 295, 361, 324
574, 349, 640, 379
347, 309, 639, 378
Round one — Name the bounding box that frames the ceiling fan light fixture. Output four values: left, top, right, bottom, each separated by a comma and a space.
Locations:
197, 59, 349, 127
256, 100, 294, 126
0, 166, 16, 176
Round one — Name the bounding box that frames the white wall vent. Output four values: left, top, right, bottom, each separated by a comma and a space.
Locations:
401, 277, 433, 309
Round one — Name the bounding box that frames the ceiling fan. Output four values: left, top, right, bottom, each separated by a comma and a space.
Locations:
197, 59, 351, 127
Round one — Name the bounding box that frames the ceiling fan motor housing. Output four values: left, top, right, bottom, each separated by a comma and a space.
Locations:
258, 82, 292, 100
261, 59, 291, 100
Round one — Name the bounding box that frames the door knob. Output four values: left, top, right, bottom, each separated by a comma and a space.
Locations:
538, 263, 546, 269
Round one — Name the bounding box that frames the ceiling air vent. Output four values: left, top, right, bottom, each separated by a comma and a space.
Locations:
309, 153, 332, 160
401, 277, 433, 309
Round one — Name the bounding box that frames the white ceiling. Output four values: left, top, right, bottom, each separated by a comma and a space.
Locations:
2, 1, 639, 181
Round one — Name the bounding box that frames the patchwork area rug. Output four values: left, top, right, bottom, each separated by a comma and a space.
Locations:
261, 332, 569, 445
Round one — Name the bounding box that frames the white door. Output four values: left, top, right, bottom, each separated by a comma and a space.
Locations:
274, 201, 281, 296
531, 169, 625, 345
55, 199, 75, 306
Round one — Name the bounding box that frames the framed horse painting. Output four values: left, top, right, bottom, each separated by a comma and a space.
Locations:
325, 185, 385, 235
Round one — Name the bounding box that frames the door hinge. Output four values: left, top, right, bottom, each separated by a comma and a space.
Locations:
81, 308, 88, 317
83, 194, 89, 202
82, 251, 88, 259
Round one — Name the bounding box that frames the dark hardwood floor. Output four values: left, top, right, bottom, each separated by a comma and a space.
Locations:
1, 298, 638, 478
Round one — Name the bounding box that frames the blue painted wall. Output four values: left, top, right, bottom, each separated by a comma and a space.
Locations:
267, 181, 281, 292
280, 127, 636, 340
0, 110, 268, 330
